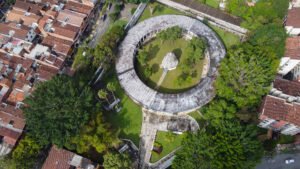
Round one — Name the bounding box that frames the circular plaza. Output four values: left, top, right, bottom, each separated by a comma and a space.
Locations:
116, 15, 226, 114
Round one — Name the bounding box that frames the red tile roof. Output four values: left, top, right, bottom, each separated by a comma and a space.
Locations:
285, 36, 300, 59
0, 22, 30, 41
42, 146, 76, 169
0, 127, 22, 145
65, 0, 93, 15
273, 78, 300, 96
260, 95, 300, 126
286, 7, 300, 28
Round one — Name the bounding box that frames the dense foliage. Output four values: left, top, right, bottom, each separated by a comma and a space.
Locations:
24, 75, 96, 147
215, 44, 278, 109
248, 24, 287, 58
157, 26, 182, 42
177, 37, 206, 85
226, 0, 289, 30
12, 136, 43, 169
103, 152, 133, 169
173, 120, 263, 169
72, 24, 125, 69
65, 112, 119, 153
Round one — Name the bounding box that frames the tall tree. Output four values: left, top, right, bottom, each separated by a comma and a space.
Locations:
215, 44, 278, 108
12, 136, 42, 169
103, 152, 133, 169
98, 89, 110, 104
65, 112, 119, 153
137, 50, 148, 66
23, 75, 96, 147
173, 120, 263, 169
248, 24, 287, 58
107, 82, 117, 101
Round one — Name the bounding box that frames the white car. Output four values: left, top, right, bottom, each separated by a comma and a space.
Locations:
285, 158, 295, 164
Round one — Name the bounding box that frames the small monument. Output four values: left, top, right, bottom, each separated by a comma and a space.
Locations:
160, 52, 178, 71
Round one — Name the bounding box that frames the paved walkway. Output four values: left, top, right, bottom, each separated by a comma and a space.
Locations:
138, 109, 199, 169
155, 69, 168, 89
89, 4, 115, 48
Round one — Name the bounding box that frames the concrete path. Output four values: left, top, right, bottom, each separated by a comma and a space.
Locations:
138, 109, 200, 169
155, 69, 168, 89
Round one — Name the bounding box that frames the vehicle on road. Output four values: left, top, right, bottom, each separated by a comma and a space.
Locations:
285, 158, 295, 164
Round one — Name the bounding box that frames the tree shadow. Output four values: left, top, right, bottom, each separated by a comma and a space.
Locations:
172, 48, 182, 61
151, 64, 159, 74
147, 44, 160, 61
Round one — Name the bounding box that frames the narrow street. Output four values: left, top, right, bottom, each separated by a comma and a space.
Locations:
89, 4, 115, 48
256, 152, 300, 169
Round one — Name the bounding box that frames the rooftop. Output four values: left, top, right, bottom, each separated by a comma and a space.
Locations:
42, 146, 95, 169
116, 15, 225, 114
273, 78, 300, 97
286, 7, 300, 28
285, 36, 300, 59
260, 95, 300, 127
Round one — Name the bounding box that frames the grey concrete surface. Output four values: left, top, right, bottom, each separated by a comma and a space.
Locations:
256, 153, 300, 169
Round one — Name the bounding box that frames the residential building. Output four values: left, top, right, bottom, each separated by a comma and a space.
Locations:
0, 0, 95, 155
259, 78, 300, 135
259, 95, 300, 135
285, 6, 300, 36
278, 37, 300, 81
42, 145, 96, 169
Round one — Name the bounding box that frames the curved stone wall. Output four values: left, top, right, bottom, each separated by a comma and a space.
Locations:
116, 15, 226, 114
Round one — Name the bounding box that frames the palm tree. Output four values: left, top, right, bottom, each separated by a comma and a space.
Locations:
98, 89, 109, 104
107, 82, 116, 101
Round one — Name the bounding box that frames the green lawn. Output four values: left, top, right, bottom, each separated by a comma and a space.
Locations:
208, 24, 241, 49
150, 131, 186, 163
138, 2, 184, 22
136, 37, 204, 93
196, 0, 220, 8
103, 74, 142, 146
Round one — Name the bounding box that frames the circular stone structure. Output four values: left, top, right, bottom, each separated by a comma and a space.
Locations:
161, 52, 178, 71
116, 15, 226, 114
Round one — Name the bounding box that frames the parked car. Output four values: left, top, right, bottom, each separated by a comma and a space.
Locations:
285, 158, 295, 164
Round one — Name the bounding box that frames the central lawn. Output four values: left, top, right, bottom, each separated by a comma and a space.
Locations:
138, 2, 184, 22
136, 37, 204, 93
150, 131, 186, 163
103, 74, 142, 146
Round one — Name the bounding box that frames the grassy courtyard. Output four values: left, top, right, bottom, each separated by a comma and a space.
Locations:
138, 2, 184, 22
103, 73, 142, 146
136, 37, 204, 93
150, 131, 186, 163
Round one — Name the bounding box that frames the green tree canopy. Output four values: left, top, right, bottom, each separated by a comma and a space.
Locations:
93, 24, 125, 68
23, 75, 96, 147
248, 24, 287, 58
186, 37, 206, 64
173, 120, 263, 169
157, 26, 182, 42
65, 112, 119, 153
12, 136, 42, 169
226, 0, 289, 30
103, 152, 133, 169
137, 50, 148, 65
215, 44, 278, 108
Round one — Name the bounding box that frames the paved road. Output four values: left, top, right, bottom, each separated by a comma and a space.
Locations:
89, 4, 114, 48
256, 153, 300, 169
